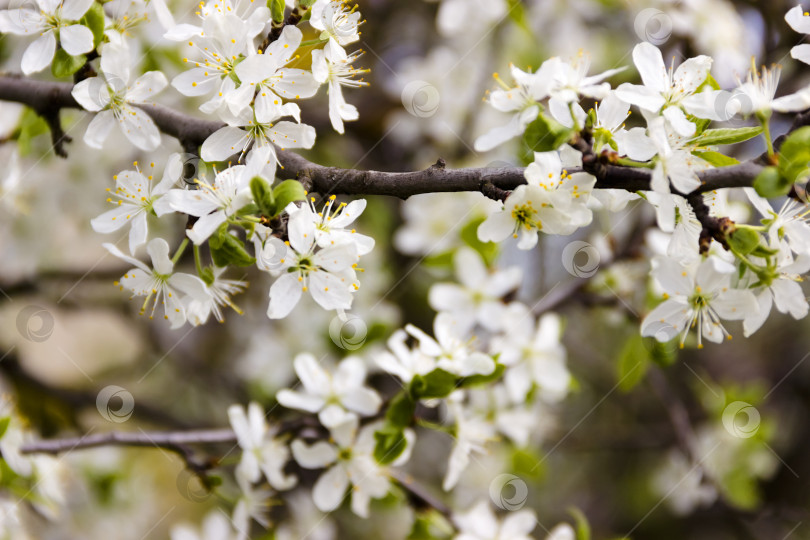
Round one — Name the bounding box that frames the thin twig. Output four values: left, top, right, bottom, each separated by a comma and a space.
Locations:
20, 429, 237, 455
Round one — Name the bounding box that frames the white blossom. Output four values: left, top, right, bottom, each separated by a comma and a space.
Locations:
276, 353, 382, 426
641, 256, 758, 348
90, 160, 176, 254
452, 500, 536, 540
405, 312, 496, 377
309, 0, 362, 62
228, 402, 297, 490
265, 207, 361, 318
286, 195, 375, 255
428, 247, 522, 332
72, 40, 167, 151
311, 48, 368, 133
615, 42, 724, 136
104, 238, 209, 328
0, 0, 95, 74
491, 304, 571, 404
290, 415, 405, 517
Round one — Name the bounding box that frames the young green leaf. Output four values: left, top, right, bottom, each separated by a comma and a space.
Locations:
617, 334, 650, 393
209, 228, 256, 267
373, 425, 407, 465
250, 176, 276, 217
521, 113, 572, 163
753, 166, 791, 199
778, 126, 810, 183
693, 150, 739, 168
568, 507, 592, 540
728, 227, 761, 255
460, 216, 498, 266
51, 49, 86, 78
268, 0, 286, 23
386, 391, 416, 428
272, 180, 307, 216
692, 126, 763, 147
410, 369, 458, 399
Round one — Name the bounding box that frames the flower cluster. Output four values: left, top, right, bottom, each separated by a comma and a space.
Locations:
473, 26, 810, 348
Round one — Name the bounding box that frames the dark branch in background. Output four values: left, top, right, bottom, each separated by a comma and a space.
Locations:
20, 428, 237, 455
21, 424, 452, 517
21, 428, 236, 476
0, 74, 787, 200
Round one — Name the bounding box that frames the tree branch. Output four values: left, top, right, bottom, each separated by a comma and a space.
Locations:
0, 74, 771, 198
20, 428, 237, 455
22, 425, 454, 518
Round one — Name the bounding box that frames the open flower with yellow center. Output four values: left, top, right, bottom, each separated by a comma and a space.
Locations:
311, 48, 369, 133
0, 0, 95, 75
265, 206, 361, 318
309, 0, 363, 62
641, 256, 758, 349
233, 25, 320, 123
91, 160, 177, 254
478, 151, 595, 249
105, 238, 209, 328
291, 414, 408, 518
286, 194, 374, 255
71, 39, 167, 151
165, 146, 273, 244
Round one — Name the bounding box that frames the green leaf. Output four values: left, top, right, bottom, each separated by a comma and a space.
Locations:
14, 108, 48, 156
199, 266, 215, 286
51, 48, 86, 78
298, 0, 317, 7
407, 515, 441, 540
373, 425, 407, 465
728, 227, 761, 255
617, 334, 649, 393
778, 126, 810, 183
250, 176, 276, 217
237, 203, 259, 216
460, 217, 498, 267
272, 180, 307, 216
750, 243, 780, 258
521, 113, 572, 163
693, 150, 739, 167
421, 250, 454, 269
268, 0, 286, 23
505, 0, 531, 32
649, 339, 677, 367
692, 126, 763, 147
692, 117, 712, 137
697, 72, 721, 92
209, 227, 256, 267
512, 447, 545, 480
568, 507, 592, 540
458, 362, 505, 388
0, 417, 10, 440
80, 2, 105, 48
410, 369, 458, 399
386, 391, 416, 428
753, 166, 791, 199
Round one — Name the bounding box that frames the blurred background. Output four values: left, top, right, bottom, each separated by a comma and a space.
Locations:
1, 0, 810, 538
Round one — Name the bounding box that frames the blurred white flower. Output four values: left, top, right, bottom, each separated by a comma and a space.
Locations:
277, 353, 382, 427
